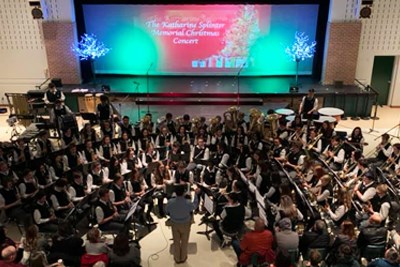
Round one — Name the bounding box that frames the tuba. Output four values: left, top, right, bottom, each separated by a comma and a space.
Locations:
248, 108, 262, 135
191, 116, 201, 135
223, 106, 239, 133
209, 116, 220, 135
263, 113, 279, 141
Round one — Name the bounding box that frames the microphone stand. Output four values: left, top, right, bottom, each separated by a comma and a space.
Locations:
236, 62, 246, 108
146, 63, 153, 114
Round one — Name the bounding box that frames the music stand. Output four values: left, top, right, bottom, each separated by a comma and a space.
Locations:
64, 189, 99, 226
196, 193, 215, 240
81, 112, 98, 125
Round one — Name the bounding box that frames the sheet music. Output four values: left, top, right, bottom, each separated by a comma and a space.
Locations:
204, 193, 214, 214
125, 199, 140, 222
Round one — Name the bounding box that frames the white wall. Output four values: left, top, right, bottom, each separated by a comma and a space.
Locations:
0, 0, 75, 102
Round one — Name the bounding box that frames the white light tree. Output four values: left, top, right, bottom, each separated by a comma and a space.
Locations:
285, 32, 317, 86
72, 33, 110, 84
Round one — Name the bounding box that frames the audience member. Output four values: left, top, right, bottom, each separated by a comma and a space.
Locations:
108, 234, 141, 267
275, 218, 299, 252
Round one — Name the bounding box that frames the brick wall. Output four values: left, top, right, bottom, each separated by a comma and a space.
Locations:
323, 22, 362, 85
42, 21, 81, 84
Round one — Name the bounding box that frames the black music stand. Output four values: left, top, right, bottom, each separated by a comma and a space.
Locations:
81, 112, 98, 125
196, 192, 215, 240
64, 189, 98, 229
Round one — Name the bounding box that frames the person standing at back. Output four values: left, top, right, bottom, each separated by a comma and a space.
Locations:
165, 185, 197, 264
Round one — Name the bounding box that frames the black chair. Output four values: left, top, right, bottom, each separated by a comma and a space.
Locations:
361, 244, 386, 261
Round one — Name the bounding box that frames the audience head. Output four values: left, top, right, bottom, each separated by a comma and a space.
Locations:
278, 218, 292, 231
340, 220, 356, 239
1, 245, 17, 263
309, 249, 322, 266
57, 222, 74, 238
227, 192, 239, 204
313, 220, 327, 234
113, 233, 130, 257
384, 248, 399, 264
87, 228, 101, 243
175, 184, 186, 197
369, 213, 382, 225
98, 187, 110, 201
274, 249, 292, 267
36, 190, 46, 203
254, 218, 265, 232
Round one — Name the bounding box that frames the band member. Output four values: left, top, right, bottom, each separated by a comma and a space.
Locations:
360, 184, 391, 227
97, 135, 116, 162
141, 143, 160, 168
288, 125, 307, 146
13, 139, 32, 164
18, 169, 38, 202
325, 187, 351, 226
96, 95, 113, 122
175, 125, 191, 152
190, 137, 210, 163
374, 134, 393, 163
33, 190, 58, 233
353, 171, 377, 204
347, 127, 365, 151
284, 141, 305, 177
165, 113, 177, 136
139, 113, 155, 134
322, 136, 345, 171
382, 143, 400, 173
210, 128, 228, 152
277, 120, 289, 143
174, 161, 193, 185
167, 142, 183, 170
95, 187, 127, 233
44, 82, 65, 104
0, 178, 27, 224
35, 163, 54, 190
69, 172, 87, 203
235, 143, 252, 174
116, 132, 135, 155
49, 178, 74, 218
80, 123, 98, 143
100, 120, 114, 139
151, 162, 172, 217
50, 99, 75, 136
79, 140, 97, 164
299, 88, 318, 121
319, 120, 335, 151
342, 150, 363, 180
314, 175, 333, 205
155, 126, 174, 160
61, 127, 78, 149
306, 129, 322, 154
272, 137, 287, 162
87, 161, 111, 190
121, 148, 142, 174
287, 115, 304, 132
110, 174, 132, 213
230, 126, 248, 149
35, 131, 53, 158
65, 143, 82, 171
137, 128, 154, 152
118, 116, 134, 139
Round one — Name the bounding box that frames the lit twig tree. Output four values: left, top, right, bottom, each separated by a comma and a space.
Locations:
285, 32, 316, 86
72, 33, 110, 85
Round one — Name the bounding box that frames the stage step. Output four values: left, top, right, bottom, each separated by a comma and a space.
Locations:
135, 99, 263, 106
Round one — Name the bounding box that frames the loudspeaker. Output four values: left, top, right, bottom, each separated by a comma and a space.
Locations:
51, 78, 63, 88
334, 80, 344, 88
289, 86, 299, 93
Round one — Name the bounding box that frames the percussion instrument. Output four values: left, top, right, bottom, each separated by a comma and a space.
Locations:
275, 108, 295, 116
318, 107, 344, 122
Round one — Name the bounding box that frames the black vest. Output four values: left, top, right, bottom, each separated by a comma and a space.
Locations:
96, 200, 114, 220
288, 151, 303, 165
102, 145, 112, 160
111, 184, 126, 203
97, 104, 110, 121
119, 140, 130, 153
371, 194, 391, 213
130, 180, 142, 193
54, 106, 67, 117
52, 189, 70, 207
46, 90, 61, 103
358, 182, 376, 203
236, 154, 249, 169
21, 180, 37, 195
120, 124, 133, 139
91, 170, 104, 186
273, 146, 284, 158
303, 97, 316, 114
203, 168, 216, 186
36, 170, 50, 186
34, 202, 51, 222
193, 146, 205, 160
67, 152, 79, 169
377, 143, 391, 161
158, 134, 172, 147
0, 187, 18, 205
83, 148, 94, 162
71, 182, 85, 198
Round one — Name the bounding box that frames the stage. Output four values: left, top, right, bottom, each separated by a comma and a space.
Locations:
53, 75, 375, 121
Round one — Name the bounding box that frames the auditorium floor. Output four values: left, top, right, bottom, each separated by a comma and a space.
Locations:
0, 106, 399, 266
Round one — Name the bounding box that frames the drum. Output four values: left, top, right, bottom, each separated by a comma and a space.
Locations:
318, 107, 344, 122
275, 108, 295, 116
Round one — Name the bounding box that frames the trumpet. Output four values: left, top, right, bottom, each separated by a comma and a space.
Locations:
306, 134, 323, 150
381, 154, 400, 171
325, 142, 343, 164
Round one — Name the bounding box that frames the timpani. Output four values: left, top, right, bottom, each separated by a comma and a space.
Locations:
318, 107, 344, 122
275, 108, 295, 116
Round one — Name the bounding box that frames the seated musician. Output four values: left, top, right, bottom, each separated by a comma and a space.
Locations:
235, 143, 252, 174
314, 175, 333, 205
79, 140, 96, 165
18, 169, 39, 202
60, 128, 76, 150
87, 161, 111, 190
353, 171, 377, 205
322, 136, 345, 171
116, 132, 135, 155
100, 120, 114, 139
209, 128, 228, 153
213, 143, 230, 170
80, 123, 98, 143
277, 120, 289, 143
166, 142, 182, 170
307, 128, 322, 154
348, 127, 365, 151
212, 192, 245, 245
68, 172, 87, 203
110, 174, 132, 213
35, 130, 53, 158
137, 128, 154, 153
288, 125, 307, 146
0, 161, 19, 185
342, 150, 363, 181
173, 161, 193, 186
358, 184, 391, 228
155, 126, 174, 160
196, 161, 218, 213
33, 190, 58, 233
13, 139, 32, 164
272, 137, 287, 162
175, 125, 191, 152
374, 133, 393, 164
275, 195, 304, 225
95, 187, 127, 233
151, 162, 172, 217
383, 143, 400, 174
264, 171, 282, 205
319, 120, 336, 151
0, 178, 27, 224
65, 143, 83, 171
190, 137, 210, 164
96, 135, 116, 162
230, 126, 248, 150
49, 178, 74, 218
118, 115, 134, 139
283, 141, 305, 177
35, 162, 54, 190
345, 159, 369, 191
141, 143, 160, 168
299, 220, 330, 257
325, 187, 352, 226
121, 148, 142, 174
125, 169, 154, 223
